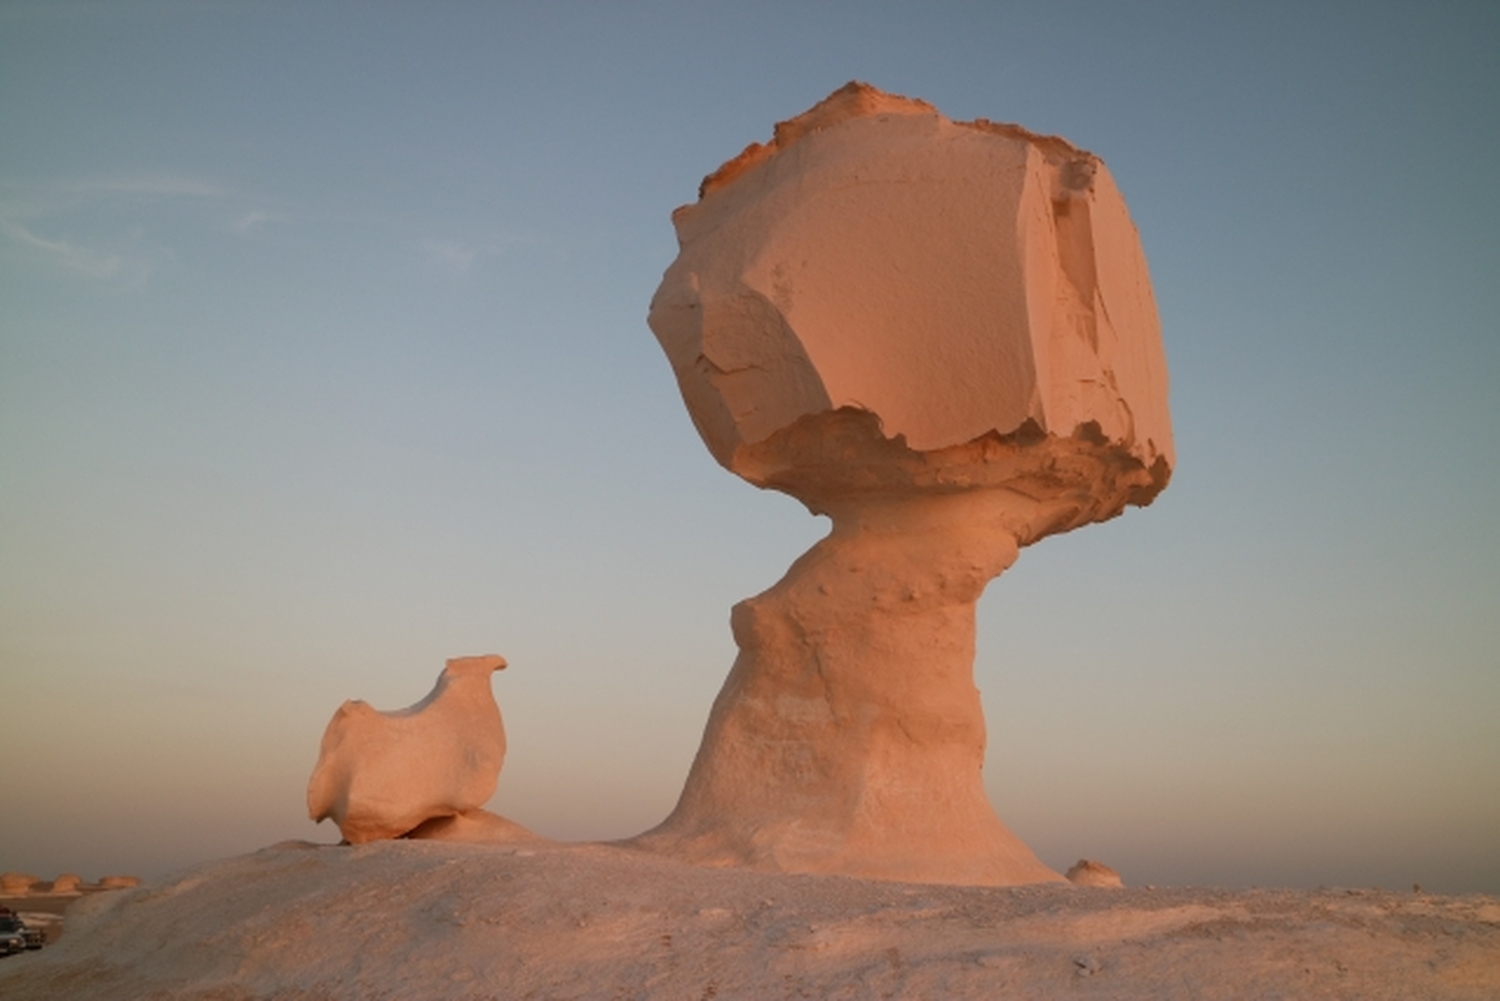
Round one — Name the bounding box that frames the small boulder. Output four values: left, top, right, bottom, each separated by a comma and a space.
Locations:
1066, 859, 1124, 888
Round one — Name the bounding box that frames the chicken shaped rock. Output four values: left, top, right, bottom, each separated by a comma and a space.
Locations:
636, 83, 1173, 886
308, 655, 509, 844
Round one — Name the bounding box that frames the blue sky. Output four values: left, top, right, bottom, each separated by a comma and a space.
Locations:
2, 1, 1497, 894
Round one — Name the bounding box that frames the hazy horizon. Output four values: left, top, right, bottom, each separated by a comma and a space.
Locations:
2, 2, 1497, 896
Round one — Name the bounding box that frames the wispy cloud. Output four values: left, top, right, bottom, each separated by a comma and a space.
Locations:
229, 209, 271, 235
419, 239, 482, 273
66, 175, 232, 199
2, 172, 530, 286
0, 173, 236, 223
0, 219, 155, 287
0, 172, 274, 286
418, 234, 536, 275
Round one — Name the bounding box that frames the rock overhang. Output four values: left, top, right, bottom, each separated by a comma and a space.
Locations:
649, 81, 1173, 524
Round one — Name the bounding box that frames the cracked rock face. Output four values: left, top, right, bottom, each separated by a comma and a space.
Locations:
636, 83, 1173, 886
307, 656, 508, 845
649, 81, 1172, 514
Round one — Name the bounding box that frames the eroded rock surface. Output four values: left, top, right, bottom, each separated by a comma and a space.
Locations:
307, 655, 511, 844
637, 82, 1173, 885
1068, 859, 1126, 888
649, 81, 1172, 494
4, 843, 1494, 1001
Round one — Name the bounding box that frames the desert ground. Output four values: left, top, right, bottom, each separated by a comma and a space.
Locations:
0, 839, 1495, 1000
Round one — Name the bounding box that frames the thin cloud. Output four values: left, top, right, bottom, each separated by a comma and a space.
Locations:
2, 173, 527, 285
419, 239, 482, 273
69, 175, 231, 199
0, 218, 153, 287
0, 172, 273, 285
418, 233, 537, 274
1, 172, 255, 219
229, 209, 270, 235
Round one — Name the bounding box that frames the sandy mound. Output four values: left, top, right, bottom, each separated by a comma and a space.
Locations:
1, 841, 1495, 1000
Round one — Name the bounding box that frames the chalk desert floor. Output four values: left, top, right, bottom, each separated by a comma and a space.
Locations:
1, 840, 1496, 1000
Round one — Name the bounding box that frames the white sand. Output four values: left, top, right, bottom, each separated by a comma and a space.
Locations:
1, 839, 1495, 999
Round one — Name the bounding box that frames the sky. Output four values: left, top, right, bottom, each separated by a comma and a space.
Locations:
1, 1, 1497, 896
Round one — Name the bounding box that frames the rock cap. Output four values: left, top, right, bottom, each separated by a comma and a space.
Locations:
650, 81, 1172, 536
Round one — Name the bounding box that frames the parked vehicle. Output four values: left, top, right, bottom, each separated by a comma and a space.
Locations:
0, 908, 39, 954
0, 921, 24, 956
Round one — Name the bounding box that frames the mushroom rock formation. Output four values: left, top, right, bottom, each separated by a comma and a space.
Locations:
49, 874, 82, 895
97, 876, 141, 890
307, 655, 514, 845
0, 873, 37, 896
636, 82, 1173, 886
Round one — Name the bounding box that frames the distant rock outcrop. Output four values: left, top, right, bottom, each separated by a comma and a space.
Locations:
637, 82, 1173, 886
98, 876, 141, 889
49, 874, 82, 894
307, 655, 514, 844
0, 872, 38, 896
1067, 859, 1125, 888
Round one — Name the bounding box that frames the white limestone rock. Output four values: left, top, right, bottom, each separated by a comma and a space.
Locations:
307, 655, 509, 845
637, 83, 1174, 886
650, 80, 1173, 516
0, 872, 38, 896
98, 876, 141, 890
48, 874, 82, 895
1067, 859, 1126, 888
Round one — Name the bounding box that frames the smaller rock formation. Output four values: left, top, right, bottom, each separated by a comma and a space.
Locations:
0, 873, 37, 896
48, 875, 81, 894
307, 655, 512, 845
98, 875, 141, 890
1066, 859, 1124, 888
